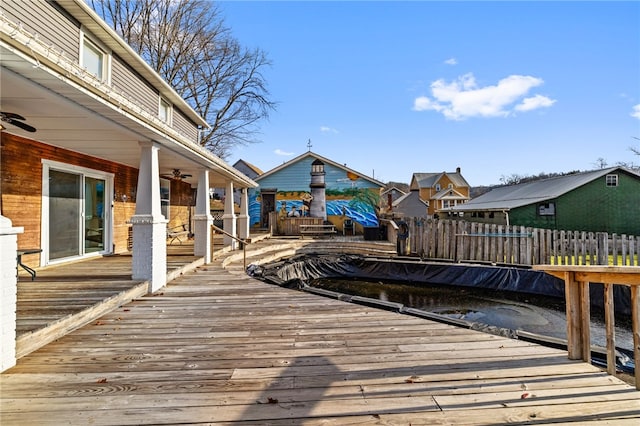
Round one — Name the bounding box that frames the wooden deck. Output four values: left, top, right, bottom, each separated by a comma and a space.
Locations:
14, 244, 202, 359
2, 239, 639, 424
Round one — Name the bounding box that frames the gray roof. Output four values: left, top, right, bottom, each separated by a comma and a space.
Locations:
392, 190, 429, 217
412, 171, 470, 189
445, 167, 639, 212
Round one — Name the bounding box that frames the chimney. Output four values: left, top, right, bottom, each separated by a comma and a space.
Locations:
456, 167, 461, 174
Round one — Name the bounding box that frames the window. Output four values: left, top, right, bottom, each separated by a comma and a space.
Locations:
159, 98, 172, 123
538, 202, 556, 216
160, 179, 170, 220
605, 174, 618, 187
81, 35, 109, 81
435, 184, 441, 191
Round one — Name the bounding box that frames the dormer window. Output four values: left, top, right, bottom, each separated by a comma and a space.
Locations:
159, 98, 172, 124
81, 33, 110, 82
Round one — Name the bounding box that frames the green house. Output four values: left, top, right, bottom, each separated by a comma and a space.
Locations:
441, 167, 640, 235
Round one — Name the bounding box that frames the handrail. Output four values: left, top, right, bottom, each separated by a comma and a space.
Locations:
532, 265, 640, 390
211, 224, 251, 270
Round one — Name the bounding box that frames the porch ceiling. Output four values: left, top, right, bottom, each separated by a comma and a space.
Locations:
1, 45, 253, 189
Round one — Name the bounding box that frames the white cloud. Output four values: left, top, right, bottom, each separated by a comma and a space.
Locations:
631, 104, 640, 119
444, 57, 457, 66
515, 94, 557, 111
413, 73, 556, 120
274, 149, 294, 156
320, 126, 338, 133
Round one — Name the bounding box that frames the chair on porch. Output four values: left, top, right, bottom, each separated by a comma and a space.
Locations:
343, 219, 355, 236
167, 224, 189, 245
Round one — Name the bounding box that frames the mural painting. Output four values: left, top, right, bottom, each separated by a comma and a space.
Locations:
249, 189, 379, 228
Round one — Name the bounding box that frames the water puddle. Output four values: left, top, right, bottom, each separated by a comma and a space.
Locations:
310, 278, 634, 352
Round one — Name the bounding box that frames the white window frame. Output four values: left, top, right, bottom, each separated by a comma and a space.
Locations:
159, 97, 172, 124
605, 174, 618, 187
80, 31, 111, 83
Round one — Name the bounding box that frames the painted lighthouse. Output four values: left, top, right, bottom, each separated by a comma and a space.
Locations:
309, 158, 327, 220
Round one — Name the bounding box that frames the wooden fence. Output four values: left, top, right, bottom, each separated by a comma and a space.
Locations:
402, 218, 639, 266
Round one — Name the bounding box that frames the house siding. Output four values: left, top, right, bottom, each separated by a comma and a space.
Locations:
1, 133, 137, 256
2, 0, 80, 62
111, 55, 159, 116
251, 155, 383, 228
172, 109, 199, 142
2, 1, 200, 140
509, 172, 640, 235
2, 133, 196, 259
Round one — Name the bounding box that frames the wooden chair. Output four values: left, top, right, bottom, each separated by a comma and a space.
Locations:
343, 219, 355, 236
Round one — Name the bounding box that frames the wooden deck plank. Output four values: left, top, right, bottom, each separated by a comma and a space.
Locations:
2, 238, 640, 424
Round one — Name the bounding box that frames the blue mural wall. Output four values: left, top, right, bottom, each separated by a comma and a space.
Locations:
248, 193, 379, 227
249, 154, 382, 228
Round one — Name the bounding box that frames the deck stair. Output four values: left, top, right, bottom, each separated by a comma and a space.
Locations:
221, 237, 397, 273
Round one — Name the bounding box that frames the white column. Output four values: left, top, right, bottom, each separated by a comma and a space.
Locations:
130, 141, 167, 293
222, 180, 237, 249
237, 188, 250, 241
0, 215, 23, 372
193, 169, 213, 263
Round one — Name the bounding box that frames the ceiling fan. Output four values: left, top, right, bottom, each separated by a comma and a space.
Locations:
0, 111, 36, 132
161, 169, 192, 180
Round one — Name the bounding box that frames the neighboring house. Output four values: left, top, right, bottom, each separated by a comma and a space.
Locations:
391, 190, 429, 218
233, 159, 264, 180
250, 151, 385, 232
441, 167, 640, 235
0, 0, 255, 371
380, 186, 407, 214
410, 168, 471, 216
212, 159, 263, 200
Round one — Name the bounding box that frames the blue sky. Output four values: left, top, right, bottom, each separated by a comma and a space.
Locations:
220, 1, 640, 186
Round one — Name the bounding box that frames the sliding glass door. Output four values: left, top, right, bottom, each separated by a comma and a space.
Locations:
49, 170, 82, 260
45, 163, 112, 262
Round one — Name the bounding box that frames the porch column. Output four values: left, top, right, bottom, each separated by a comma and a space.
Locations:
237, 188, 250, 241
0, 215, 23, 372
223, 180, 237, 249
193, 169, 213, 263
130, 141, 167, 293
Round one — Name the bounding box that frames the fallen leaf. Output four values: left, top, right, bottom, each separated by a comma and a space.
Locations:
521, 392, 529, 399
96, 378, 107, 383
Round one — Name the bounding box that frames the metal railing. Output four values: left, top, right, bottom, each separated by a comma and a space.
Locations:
211, 224, 251, 270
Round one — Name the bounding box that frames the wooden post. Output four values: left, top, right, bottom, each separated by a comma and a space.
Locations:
580, 280, 591, 363
564, 271, 583, 360
604, 283, 616, 376
632, 285, 640, 390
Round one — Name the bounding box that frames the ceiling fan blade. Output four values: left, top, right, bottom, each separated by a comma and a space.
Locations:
1, 111, 26, 120
6, 118, 36, 132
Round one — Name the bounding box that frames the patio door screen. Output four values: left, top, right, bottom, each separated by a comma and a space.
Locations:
44, 161, 112, 263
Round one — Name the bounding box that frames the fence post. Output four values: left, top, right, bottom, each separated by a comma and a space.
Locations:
597, 233, 609, 265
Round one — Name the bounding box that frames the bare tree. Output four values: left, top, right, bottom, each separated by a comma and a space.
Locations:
592, 157, 608, 169
90, 0, 275, 159
632, 137, 640, 157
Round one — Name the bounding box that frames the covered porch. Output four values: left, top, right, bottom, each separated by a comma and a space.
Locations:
13, 234, 269, 361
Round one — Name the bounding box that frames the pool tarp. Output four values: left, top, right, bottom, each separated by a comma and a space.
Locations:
248, 254, 632, 316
